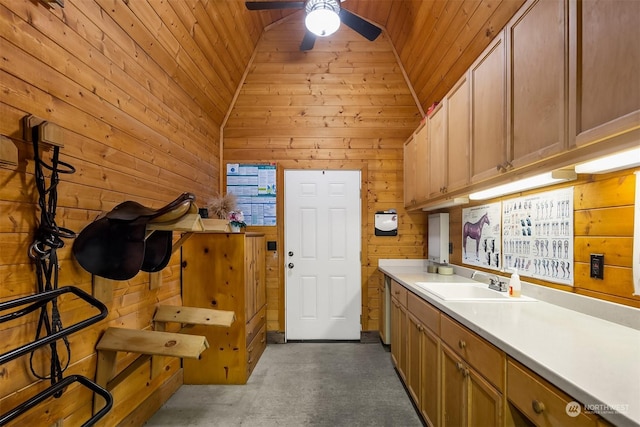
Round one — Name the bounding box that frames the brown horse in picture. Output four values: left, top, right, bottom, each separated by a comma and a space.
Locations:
463, 213, 490, 258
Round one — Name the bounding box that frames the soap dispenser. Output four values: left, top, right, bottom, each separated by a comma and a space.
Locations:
509, 268, 521, 298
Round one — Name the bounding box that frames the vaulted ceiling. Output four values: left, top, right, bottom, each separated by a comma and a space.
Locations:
218, 0, 525, 116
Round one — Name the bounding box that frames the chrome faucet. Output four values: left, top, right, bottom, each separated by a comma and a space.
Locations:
488, 275, 508, 292
472, 271, 508, 292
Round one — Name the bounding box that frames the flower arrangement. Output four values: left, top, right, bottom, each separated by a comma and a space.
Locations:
228, 210, 246, 228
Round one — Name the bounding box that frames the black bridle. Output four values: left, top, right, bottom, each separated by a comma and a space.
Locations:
28, 130, 76, 395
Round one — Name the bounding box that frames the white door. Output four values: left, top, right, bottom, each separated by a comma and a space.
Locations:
285, 170, 361, 340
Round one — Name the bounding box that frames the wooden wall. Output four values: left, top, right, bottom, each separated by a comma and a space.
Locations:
0, 0, 244, 425
223, 15, 425, 333
447, 168, 639, 308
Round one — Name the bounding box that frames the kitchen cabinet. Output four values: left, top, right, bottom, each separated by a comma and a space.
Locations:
181, 232, 266, 384
390, 283, 504, 427
445, 74, 471, 193
404, 122, 429, 208
408, 292, 440, 427
470, 30, 508, 183
507, 359, 598, 426
441, 315, 504, 427
427, 102, 446, 198
570, 0, 640, 147
402, 0, 638, 209
403, 133, 417, 208
508, 0, 568, 167
429, 74, 472, 200
390, 280, 408, 381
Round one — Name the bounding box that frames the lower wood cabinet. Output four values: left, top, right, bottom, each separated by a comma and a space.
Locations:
391, 280, 408, 381
387, 277, 615, 427
441, 344, 503, 426
507, 359, 598, 427
181, 232, 266, 384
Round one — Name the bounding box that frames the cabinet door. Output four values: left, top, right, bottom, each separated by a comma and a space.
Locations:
508, 0, 567, 167
254, 236, 266, 312
428, 103, 447, 199
407, 313, 422, 404
571, 0, 640, 146
415, 122, 430, 204
468, 367, 503, 427
441, 344, 466, 427
420, 325, 440, 427
446, 74, 470, 193
403, 135, 417, 208
470, 31, 507, 183
390, 298, 402, 373
244, 236, 256, 320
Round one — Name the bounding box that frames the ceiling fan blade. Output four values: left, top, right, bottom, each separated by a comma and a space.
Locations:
338, 9, 382, 41
245, 1, 305, 10
299, 30, 316, 51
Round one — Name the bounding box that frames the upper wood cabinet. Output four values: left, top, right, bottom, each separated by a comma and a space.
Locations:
403, 0, 639, 210
403, 134, 417, 208
404, 122, 429, 209
427, 103, 447, 198
446, 74, 471, 193
570, 0, 640, 146
470, 31, 508, 183
508, 0, 568, 167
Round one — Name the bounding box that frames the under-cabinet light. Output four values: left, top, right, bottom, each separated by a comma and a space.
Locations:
468, 170, 576, 200
422, 197, 469, 212
574, 147, 640, 174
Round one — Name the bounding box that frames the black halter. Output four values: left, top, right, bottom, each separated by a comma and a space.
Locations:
28, 130, 76, 395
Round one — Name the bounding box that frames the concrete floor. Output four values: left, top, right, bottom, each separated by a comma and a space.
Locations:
145, 342, 423, 426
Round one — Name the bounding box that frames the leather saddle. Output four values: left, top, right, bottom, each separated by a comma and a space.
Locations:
72, 193, 196, 280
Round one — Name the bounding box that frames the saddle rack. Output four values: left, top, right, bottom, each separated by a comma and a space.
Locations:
0, 286, 113, 426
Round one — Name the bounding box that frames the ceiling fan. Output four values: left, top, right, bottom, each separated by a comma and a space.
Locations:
245, 0, 382, 51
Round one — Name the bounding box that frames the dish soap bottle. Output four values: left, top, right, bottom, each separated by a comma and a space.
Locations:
509, 268, 521, 298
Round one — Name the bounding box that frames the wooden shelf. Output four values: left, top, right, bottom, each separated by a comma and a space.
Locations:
96, 327, 208, 359
94, 326, 209, 414
154, 305, 235, 329
146, 213, 204, 232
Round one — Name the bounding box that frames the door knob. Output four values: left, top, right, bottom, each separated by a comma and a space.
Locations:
288, 263, 294, 269
288, 251, 294, 256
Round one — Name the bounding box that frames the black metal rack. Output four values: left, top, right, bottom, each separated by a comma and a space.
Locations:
0, 286, 113, 426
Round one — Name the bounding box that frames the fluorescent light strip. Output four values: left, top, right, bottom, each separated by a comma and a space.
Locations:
469, 170, 576, 200
422, 197, 469, 212
575, 147, 640, 174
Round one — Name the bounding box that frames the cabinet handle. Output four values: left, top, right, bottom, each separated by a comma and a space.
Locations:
532, 400, 545, 414
458, 340, 466, 349
456, 362, 464, 371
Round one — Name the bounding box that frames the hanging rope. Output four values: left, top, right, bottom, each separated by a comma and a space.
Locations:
27, 127, 76, 396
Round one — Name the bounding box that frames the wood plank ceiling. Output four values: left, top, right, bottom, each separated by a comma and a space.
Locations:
214, 0, 525, 117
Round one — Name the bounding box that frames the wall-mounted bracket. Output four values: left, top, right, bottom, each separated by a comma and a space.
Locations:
22, 115, 64, 147
0, 136, 18, 170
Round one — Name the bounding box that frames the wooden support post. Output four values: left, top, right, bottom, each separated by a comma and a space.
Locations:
93, 349, 116, 414
149, 272, 162, 290
92, 275, 114, 304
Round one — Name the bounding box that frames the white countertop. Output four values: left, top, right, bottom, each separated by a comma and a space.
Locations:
379, 260, 640, 426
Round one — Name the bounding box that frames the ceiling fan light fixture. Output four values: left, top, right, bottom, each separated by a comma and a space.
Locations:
305, 0, 340, 37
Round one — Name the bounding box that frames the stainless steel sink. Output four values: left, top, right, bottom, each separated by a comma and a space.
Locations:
415, 281, 536, 302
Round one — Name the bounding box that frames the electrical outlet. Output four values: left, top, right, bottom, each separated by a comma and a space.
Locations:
590, 254, 604, 279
